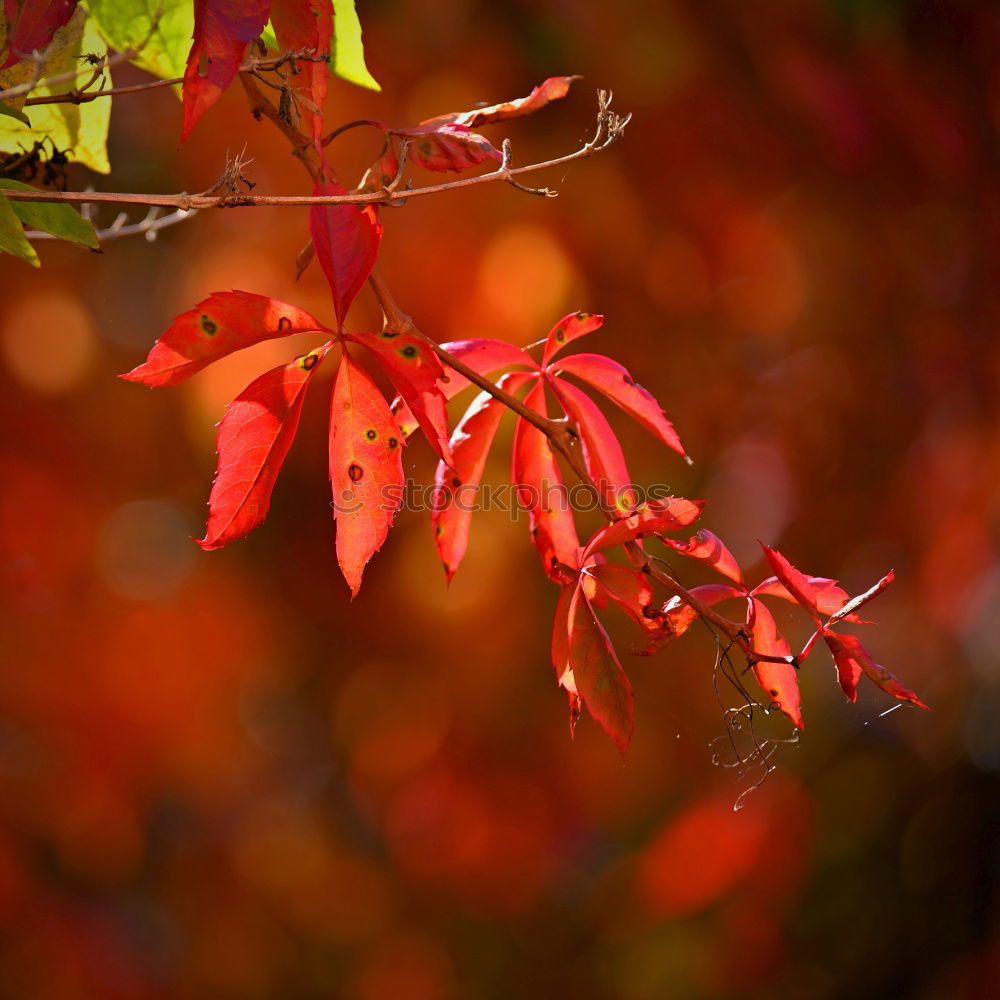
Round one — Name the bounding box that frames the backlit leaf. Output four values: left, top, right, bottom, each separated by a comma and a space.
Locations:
271, 0, 331, 142
552, 352, 686, 458
1, 0, 77, 69
568, 586, 634, 753
0, 7, 111, 172
331, 0, 378, 90
394, 338, 538, 437
329, 348, 404, 596
512, 381, 580, 580
199, 343, 331, 550
351, 329, 452, 464
823, 631, 927, 709
552, 375, 635, 511
662, 529, 742, 584
642, 584, 745, 654
588, 563, 657, 632
759, 543, 823, 623
749, 597, 802, 729
120, 291, 328, 388
428, 75, 580, 130
584, 496, 705, 558
398, 122, 500, 173
180, 0, 271, 142
309, 179, 382, 329
541, 310, 603, 366
432, 371, 533, 581
86, 0, 193, 84
752, 574, 859, 619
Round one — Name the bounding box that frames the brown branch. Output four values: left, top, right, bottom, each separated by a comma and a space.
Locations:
1, 90, 628, 210
23, 75, 181, 106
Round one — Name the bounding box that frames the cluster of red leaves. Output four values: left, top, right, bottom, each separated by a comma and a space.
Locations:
123, 67, 925, 752
181, 0, 331, 143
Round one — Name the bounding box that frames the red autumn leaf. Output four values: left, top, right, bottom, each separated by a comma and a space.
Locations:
551, 582, 574, 682
758, 544, 824, 623
358, 142, 400, 194
309, 180, 383, 329
752, 574, 862, 620
822, 629, 863, 701
199, 343, 331, 550
329, 349, 405, 596
432, 372, 534, 581
393, 339, 539, 437
749, 597, 803, 729
270, 0, 332, 142
551, 352, 686, 459
829, 570, 895, 623
120, 291, 328, 388
662, 529, 743, 584
430, 75, 582, 130
512, 381, 580, 580
584, 496, 705, 558
181, 0, 272, 142
1, 0, 77, 69
396, 123, 501, 173
642, 584, 746, 654
822, 631, 928, 709
587, 563, 657, 632
350, 329, 453, 465
568, 586, 634, 753
541, 311, 604, 366
552, 376, 635, 511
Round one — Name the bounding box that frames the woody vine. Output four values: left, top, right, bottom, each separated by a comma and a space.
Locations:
0, 0, 926, 759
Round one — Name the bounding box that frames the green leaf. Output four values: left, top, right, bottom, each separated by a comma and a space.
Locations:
83, 0, 194, 86
0, 179, 99, 249
0, 190, 40, 266
332, 0, 380, 91
0, 101, 30, 126
0, 9, 112, 174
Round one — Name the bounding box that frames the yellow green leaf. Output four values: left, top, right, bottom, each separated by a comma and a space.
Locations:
0, 189, 40, 266
332, 0, 380, 91
0, 179, 99, 249
0, 9, 112, 174
84, 0, 193, 91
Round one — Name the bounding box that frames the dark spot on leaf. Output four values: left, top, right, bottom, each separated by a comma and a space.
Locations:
555, 330, 565, 342
200, 316, 217, 335
622, 374, 634, 385
435, 525, 442, 536
277, 316, 293, 332
770, 689, 778, 697
380, 329, 400, 339
451, 477, 461, 488
365, 428, 378, 441
575, 311, 587, 320
441, 374, 451, 383
348, 463, 364, 482
388, 437, 399, 449
401, 346, 417, 358
300, 353, 319, 370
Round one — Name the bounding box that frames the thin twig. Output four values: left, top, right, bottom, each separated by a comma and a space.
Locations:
1, 90, 629, 209
23, 75, 181, 106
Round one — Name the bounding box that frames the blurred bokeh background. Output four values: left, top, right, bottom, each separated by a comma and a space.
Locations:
1, 0, 998, 996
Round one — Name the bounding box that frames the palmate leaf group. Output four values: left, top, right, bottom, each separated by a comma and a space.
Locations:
103, 37, 925, 751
